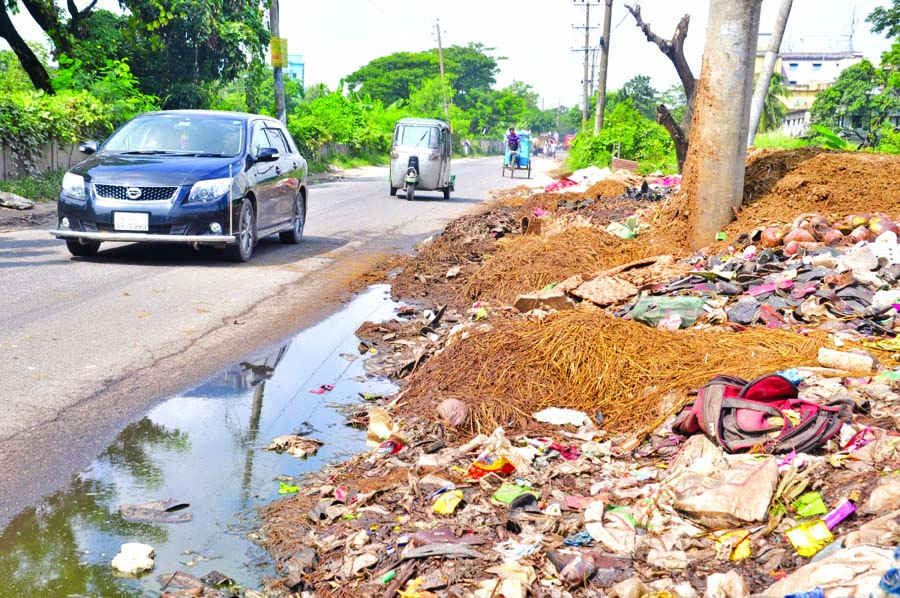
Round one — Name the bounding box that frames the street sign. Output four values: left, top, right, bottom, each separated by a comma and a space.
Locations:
271, 37, 288, 68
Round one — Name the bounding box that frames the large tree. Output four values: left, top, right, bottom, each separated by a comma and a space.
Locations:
1, 0, 269, 107
346, 43, 501, 110
620, 74, 658, 120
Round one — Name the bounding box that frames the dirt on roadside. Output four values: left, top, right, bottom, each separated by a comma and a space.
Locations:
0, 201, 56, 231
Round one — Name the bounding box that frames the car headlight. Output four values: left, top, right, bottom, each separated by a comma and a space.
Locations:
188, 178, 233, 203
61, 172, 87, 201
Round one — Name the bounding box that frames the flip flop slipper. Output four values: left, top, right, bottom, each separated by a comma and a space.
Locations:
309, 384, 334, 394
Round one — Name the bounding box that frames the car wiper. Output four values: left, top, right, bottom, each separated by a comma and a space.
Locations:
186, 152, 231, 158
120, 149, 183, 155
412, 131, 429, 147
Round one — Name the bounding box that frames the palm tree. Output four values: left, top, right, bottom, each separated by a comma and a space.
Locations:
758, 72, 789, 133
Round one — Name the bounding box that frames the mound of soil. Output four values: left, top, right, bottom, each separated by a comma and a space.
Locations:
738, 147, 900, 228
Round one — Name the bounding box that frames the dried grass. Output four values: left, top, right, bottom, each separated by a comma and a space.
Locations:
401, 310, 825, 435
463, 227, 655, 304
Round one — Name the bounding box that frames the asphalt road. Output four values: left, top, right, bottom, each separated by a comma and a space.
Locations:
0, 155, 553, 526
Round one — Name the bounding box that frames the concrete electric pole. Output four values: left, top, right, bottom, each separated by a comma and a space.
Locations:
435, 19, 450, 120
593, 0, 613, 134
572, 1, 600, 123
747, 0, 793, 146
683, 0, 763, 249
270, 0, 286, 123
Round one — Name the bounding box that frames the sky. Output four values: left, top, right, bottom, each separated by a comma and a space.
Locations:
6, 0, 896, 108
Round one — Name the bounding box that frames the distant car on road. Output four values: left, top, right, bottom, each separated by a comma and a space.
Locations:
51, 110, 308, 262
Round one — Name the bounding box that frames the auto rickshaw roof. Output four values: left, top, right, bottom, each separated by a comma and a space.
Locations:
395, 117, 450, 129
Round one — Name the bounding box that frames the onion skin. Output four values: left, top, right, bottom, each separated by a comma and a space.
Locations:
835, 218, 854, 234
850, 214, 871, 228
850, 225, 875, 243
869, 215, 899, 236
809, 215, 831, 229
822, 228, 844, 246
784, 228, 815, 244
760, 227, 785, 248
784, 240, 801, 256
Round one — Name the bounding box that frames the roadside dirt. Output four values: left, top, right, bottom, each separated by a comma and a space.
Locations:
0, 201, 56, 231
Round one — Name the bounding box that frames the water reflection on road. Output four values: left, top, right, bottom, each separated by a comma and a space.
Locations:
0, 284, 400, 596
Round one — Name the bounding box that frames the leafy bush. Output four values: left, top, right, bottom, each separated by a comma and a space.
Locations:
0, 168, 65, 202
567, 101, 676, 172
53, 55, 159, 127
810, 124, 850, 150
0, 90, 110, 175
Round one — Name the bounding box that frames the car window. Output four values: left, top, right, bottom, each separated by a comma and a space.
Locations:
280, 128, 299, 154
103, 115, 243, 155
264, 128, 289, 154
250, 127, 270, 157
397, 125, 439, 149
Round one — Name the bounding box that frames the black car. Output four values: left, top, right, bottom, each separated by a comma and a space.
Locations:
51, 110, 308, 262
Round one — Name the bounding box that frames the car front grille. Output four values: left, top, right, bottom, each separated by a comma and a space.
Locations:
94, 184, 178, 202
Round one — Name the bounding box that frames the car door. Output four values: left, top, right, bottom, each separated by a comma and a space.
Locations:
263, 127, 296, 225
247, 122, 281, 230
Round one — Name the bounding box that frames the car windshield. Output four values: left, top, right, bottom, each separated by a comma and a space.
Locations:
396, 125, 439, 149
103, 115, 245, 156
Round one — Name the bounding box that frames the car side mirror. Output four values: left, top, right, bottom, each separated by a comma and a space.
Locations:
79, 140, 99, 155
255, 147, 280, 162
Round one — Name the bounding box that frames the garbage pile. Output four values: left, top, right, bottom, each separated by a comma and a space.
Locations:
260, 358, 900, 598
256, 148, 900, 596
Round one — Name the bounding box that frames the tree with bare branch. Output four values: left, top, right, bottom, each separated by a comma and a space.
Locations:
625, 5, 695, 172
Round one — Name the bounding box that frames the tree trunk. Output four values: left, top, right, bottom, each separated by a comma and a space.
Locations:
626, 5, 696, 171
682, 0, 763, 249
748, 0, 793, 145
0, 9, 53, 93
657, 104, 687, 173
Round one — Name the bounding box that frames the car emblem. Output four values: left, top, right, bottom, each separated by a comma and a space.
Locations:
126, 187, 142, 199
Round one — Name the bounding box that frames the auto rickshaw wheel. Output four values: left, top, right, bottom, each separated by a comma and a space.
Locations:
442, 185, 450, 200
527, 166, 532, 179
407, 182, 416, 201
390, 185, 398, 196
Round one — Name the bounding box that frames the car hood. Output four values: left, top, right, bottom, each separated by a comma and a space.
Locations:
72, 152, 243, 186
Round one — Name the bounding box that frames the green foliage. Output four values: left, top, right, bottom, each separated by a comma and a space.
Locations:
119, 0, 269, 108
566, 101, 675, 172
0, 50, 33, 93
868, 1, 900, 39
759, 72, 788, 133
809, 59, 897, 139
810, 124, 850, 150
875, 124, 900, 154
619, 75, 658, 120
0, 168, 64, 202
752, 132, 811, 150
53, 55, 159, 126
0, 90, 109, 175
658, 84, 686, 123
346, 43, 501, 109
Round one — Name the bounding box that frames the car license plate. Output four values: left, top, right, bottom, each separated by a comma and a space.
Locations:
113, 212, 149, 231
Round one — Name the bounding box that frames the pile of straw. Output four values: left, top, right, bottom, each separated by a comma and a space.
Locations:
463, 227, 654, 304
401, 310, 825, 435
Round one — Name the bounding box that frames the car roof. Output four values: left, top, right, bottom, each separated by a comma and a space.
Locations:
395, 117, 450, 129
136, 110, 282, 126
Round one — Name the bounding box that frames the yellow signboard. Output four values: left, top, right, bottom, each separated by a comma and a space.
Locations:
270, 37, 288, 69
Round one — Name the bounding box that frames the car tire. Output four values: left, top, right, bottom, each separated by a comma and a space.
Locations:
279, 193, 306, 244
224, 199, 256, 262
66, 239, 101, 257
390, 185, 398, 197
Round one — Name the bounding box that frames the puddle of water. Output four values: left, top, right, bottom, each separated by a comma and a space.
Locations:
0, 284, 400, 597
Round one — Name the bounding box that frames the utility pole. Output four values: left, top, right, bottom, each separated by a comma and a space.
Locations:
435, 18, 450, 120
572, 1, 599, 123
594, 0, 613, 134
270, 0, 286, 123
683, 0, 763, 249
556, 102, 561, 134
747, 0, 793, 145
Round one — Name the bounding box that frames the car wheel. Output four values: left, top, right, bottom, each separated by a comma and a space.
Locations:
279, 193, 306, 244
66, 239, 101, 257
224, 199, 256, 262
390, 185, 398, 197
